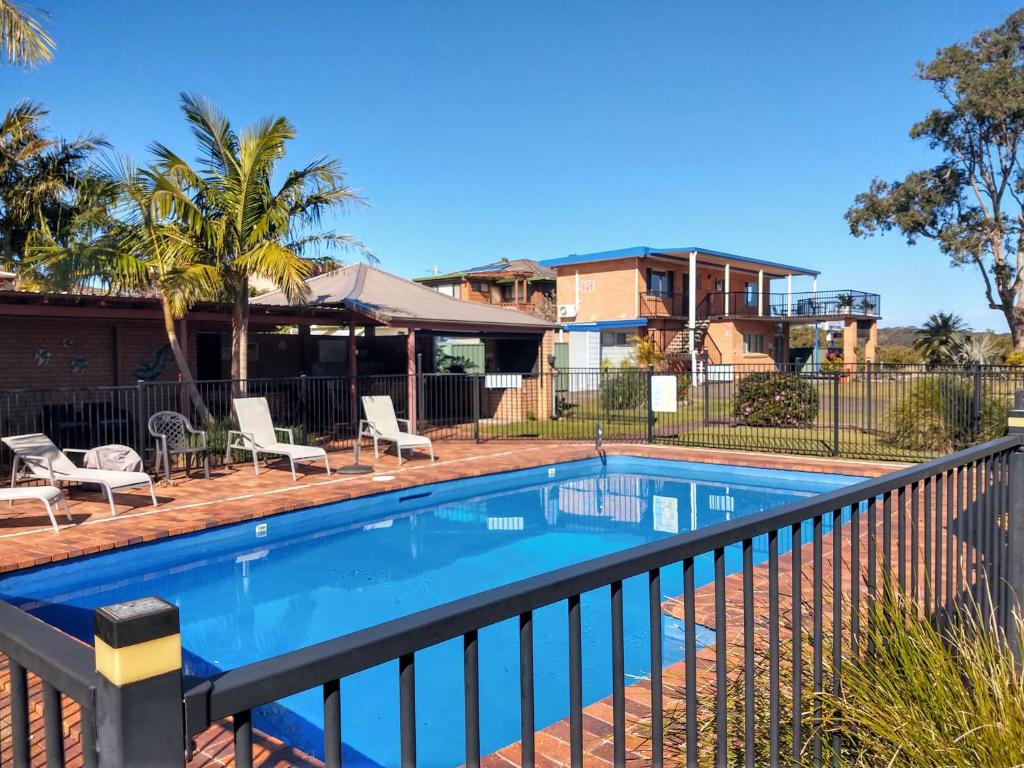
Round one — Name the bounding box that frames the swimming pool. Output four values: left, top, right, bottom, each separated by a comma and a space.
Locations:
0, 456, 861, 766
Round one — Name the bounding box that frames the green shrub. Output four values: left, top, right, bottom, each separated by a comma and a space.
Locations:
733, 372, 818, 427
886, 377, 1007, 452
601, 366, 645, 410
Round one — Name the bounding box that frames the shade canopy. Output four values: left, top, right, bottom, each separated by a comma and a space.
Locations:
255, 263, 556, 333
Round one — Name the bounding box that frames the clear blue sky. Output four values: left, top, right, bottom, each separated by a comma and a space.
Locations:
6, 1, 1021, 329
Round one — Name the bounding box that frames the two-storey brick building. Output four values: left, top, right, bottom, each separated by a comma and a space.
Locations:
414, 259, 556, 321
540, 246, 879, 372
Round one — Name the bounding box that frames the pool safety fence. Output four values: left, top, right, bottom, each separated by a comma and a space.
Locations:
2, 364, 1024, 471
2, 424, 1022, 766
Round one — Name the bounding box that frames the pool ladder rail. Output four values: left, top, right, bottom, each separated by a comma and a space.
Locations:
595, 421, 606, 463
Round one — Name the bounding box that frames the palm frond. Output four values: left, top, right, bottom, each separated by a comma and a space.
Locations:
0, 0, 54, 68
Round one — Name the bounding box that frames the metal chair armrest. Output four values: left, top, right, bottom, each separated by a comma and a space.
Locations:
396, 418, 412, 431
274, 427, 294, 444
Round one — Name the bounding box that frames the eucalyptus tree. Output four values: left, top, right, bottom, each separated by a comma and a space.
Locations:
152, 93, 366, 382
0, 0, 54, 68
847, 9, 1024, 349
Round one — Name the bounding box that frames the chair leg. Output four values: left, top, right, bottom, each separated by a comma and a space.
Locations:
323, 453, 332, 476
397, 446, 403, 466
162, 448, 170, 485
148, 481, 157, 508
429, 443, 435, 463
103, 485, 117, 517
289, 456, 297, 482
373, 436, 380, 458
41, 499, 58, 532
253, 450, 260, 476
203, 452, 210, 481
60, 495, 72, 522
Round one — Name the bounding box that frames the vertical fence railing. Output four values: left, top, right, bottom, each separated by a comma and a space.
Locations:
5, 364, 1024, 472
1, 410, 1024, 765
168, 432, 1023, 768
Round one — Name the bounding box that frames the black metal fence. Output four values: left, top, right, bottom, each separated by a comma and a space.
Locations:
2, 412, 1024, 765
179, 432, 1023, 767
4, 364, 1024, 471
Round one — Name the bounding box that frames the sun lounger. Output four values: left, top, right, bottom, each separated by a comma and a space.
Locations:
2, 433, 157, 516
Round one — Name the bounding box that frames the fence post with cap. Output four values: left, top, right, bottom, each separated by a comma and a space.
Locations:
93, 596, 184, 766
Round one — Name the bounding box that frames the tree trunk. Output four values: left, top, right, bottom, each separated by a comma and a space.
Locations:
230, 276, 250, 394
1009, 303, 1024, 351
160, 297, 212, 422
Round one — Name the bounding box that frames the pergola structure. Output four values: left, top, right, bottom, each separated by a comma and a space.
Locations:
255, 263, 557, 429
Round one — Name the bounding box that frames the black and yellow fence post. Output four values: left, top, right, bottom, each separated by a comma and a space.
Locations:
94, 596, 184, 766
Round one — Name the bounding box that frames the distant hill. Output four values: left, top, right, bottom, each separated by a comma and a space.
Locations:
877, 326, 919, 347
878, 325, 1012, 347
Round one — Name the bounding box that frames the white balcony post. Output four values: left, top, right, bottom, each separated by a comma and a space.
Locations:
757, 270, 764, 317
724, 263, 731, 316
786, 274, 793, 317
689, 251, 698, 377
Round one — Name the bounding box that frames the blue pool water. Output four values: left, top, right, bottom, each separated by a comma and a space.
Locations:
0, 456, 861, 766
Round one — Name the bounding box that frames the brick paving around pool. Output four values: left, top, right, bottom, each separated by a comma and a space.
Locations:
0, 440, 903, 767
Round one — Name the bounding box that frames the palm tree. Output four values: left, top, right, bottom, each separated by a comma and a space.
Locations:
0, 0, 54, 68
914, 312, 969, 367
151, 93, 367, 382
951, 332, 1001, 366
28, 158, 218, 418
0, 100, 106, 277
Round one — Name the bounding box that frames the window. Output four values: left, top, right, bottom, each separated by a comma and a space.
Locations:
435, 283, 458, 297
501, 284, 516, 301
743, 333, 765, 354
647, 269, 673, 297
470, 280, 489, 293
744, 282, 758, 307
601, 330, 635, 347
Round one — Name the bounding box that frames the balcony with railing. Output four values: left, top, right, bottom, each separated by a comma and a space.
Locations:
639, 289, 880, 321
638, 291, 688, 318
701, 289, 881, 321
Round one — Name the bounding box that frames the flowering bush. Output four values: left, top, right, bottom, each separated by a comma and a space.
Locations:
733, 372, 818, 427
820, 349, 845, 375
1005, 350, 1024, 367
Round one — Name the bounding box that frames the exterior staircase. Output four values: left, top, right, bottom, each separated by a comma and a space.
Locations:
665, 319, 711, 357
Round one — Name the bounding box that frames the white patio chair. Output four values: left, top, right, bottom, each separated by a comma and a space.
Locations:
1, 485, 72, 532
148, 411, 210, 484
359, 396, 434, 465
2, 433, 157, 517
227, 397, 330, 480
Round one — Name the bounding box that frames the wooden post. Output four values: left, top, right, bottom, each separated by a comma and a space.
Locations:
406, 329, 417, 432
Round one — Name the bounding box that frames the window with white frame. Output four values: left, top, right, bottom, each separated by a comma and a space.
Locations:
600, 330, 635, 347
743, 333, 765, 354
434, 283, 458, 297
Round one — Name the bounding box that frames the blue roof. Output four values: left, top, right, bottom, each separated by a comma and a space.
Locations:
563, 318, 648, 330
539, 246, 819, 276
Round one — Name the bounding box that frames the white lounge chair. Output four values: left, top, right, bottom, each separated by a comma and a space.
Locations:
1, 485, 72, 532
2, 433, 157, 517
359, 396, 434, 465
227, 397, 331, 480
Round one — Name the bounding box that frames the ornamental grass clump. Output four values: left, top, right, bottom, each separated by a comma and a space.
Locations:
649, 576, 1024, 767
818, 587, 1024, 768
733, 372, 818, 427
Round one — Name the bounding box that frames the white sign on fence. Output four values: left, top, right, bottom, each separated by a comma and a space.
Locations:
650, 375, 678, 412
484, 374, 522, 389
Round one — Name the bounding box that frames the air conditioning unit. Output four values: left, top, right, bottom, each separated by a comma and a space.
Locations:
558, 304, 577, 318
